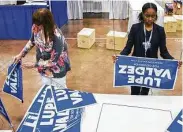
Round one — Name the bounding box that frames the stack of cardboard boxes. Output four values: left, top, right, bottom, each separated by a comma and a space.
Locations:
164, 1, 182, 33
77, 28, 128, 51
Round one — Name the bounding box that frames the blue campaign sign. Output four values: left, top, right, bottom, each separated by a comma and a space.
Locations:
3, 62, 23, 102
167, 109, 183, 132
28, 86, 47, 114
0, 98, 13, 127
17, 113, 40, 132
17, 85, 48, 132
17, 85, 84, 132
114, 56, 178, 89
36, 88, 83, 132
51, 85, 96, 112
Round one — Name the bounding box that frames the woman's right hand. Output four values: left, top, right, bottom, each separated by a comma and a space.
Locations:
13, 53, 23, 64
112, 55, 118, 63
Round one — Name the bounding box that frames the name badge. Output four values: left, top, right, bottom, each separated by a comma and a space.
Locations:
143, 42, 151, 51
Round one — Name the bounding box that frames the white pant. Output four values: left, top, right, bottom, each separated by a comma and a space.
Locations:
41, 75, 67, 89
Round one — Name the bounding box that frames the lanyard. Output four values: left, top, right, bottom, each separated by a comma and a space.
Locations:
143, 24, 153, 57
144, 24, 153, 43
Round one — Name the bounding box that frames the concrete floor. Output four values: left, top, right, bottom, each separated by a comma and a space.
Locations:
0, 19, 182, 130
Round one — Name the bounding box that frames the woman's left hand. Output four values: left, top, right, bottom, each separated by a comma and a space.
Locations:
44, 69, 53, 77
178, 61, 182, 69
22, 62, 35, 69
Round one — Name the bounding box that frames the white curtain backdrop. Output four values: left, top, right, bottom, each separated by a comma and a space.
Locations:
67, 0, 83, 19
83, 0, 103, 13
109, 0, 129, 19
67, 0, 129, 19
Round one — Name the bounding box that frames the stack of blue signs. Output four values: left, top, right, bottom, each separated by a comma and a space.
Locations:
166, 109, 183, 132
17, 85, 96, 132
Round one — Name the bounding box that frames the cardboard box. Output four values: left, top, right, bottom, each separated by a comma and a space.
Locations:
106, 31, 127, 50
175, 3, 182, 15
173, 15, 183, 30
164, 16, 177, 32
77, 28, 95, 49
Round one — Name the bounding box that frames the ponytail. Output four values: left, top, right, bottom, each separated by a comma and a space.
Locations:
138, 12, 144, 22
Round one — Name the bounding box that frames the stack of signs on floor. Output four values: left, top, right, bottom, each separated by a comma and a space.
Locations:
166, 109, 183, 132
17, 85, 97, 132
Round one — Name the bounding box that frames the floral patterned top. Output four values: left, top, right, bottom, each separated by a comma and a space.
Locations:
22, 27, 71, 78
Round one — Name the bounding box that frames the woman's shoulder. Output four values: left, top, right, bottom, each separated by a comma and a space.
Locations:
153, 23, 165, 34
131, 22, 143, 31
54, 27, 63, 37
53, 28, 66, 43
132, 22, 142, 27
153, 23, 164, 30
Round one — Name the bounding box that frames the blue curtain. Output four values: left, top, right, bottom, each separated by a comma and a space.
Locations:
0, 5, 46, 40
50, 1, 68, 28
